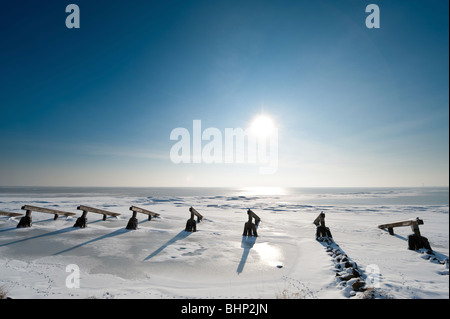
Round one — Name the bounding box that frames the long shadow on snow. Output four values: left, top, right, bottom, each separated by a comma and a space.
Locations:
380, 228, 407, 241
0, 219, 105, 247
144, 230, 192, 261
236, 235, 257, 274
381, 229, 449, 264
53, 226, 130, 255
0, 218, 57, 233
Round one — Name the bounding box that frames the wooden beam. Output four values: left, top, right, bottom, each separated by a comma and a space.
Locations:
129, 206, 160, 217
313, 212, 325, 226
0, 211, 24, 217
128, 206, 159, 225
21, 205, 76, 217
378, 218, 424, 236
378, 218, 424, 230
77, 205, 120, 217
247, 209, 260, 225
189, 207, 203, 221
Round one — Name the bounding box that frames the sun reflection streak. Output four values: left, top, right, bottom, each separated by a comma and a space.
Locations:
253, 242, 283, 267
239, 187, 287, 196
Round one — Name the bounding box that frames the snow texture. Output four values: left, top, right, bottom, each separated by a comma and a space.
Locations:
0, 190, 448, 299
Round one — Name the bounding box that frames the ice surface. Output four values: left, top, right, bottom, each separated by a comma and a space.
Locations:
0, 188, 448, 299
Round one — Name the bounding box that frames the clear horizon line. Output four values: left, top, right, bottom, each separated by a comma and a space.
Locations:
0, 185, 448, 189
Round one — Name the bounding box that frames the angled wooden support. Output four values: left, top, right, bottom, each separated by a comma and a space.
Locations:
185, 207, 202, 232
378, 218, 424, 235
314, 212, 332, 239
243, 209, 260, 237
126, 206, 160, 230
247, 209, 260, 226
77, 205, 120, 220
73, 205, 120, 228
130, 206, 160, 220
378, 217, 431, 251
17, 205, 76, 228
313, 212, 325, 227
22, 205, 76, 220
189, 207, 203, 223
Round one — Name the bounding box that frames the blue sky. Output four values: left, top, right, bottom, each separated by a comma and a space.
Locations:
0, 0, 448, 187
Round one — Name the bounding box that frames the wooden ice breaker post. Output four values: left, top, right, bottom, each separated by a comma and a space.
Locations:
17, 205, 76, 228
185, 207, 203, 232
314, 212, 332, 240
73, 205, 120, 228
243, 209, 260, 237
126, 206, 160, 230
378, 217, 432, 251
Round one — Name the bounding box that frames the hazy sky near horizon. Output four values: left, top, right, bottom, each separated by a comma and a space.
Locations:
0, 0, 448, 187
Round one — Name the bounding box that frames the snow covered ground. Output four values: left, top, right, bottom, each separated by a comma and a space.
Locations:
0, 188, 448, 299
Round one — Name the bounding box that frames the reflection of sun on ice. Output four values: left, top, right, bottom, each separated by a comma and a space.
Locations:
254, 242, 283, 267
250, 115, 275, 138
240, 187, 286, 196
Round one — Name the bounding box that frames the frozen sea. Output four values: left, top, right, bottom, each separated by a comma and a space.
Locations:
0, 186, 448, 299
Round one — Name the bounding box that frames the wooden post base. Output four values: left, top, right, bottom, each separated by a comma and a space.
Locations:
316, 225, 332, 239
185, 218, 196, 232
16, 216, 32, 228
408, 234, 432, 251
126, 217, 138, 230
243, 221, 258, 237
388, 227, 394, 235
73, 217, 87, 228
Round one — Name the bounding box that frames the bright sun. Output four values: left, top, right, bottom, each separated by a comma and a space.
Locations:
250, 115, 275, 138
